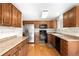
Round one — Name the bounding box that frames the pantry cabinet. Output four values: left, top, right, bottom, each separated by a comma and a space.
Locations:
0, 3, 21, 27
63, 6, 79, 27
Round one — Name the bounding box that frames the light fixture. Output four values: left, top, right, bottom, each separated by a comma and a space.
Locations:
41, 9, 48, 19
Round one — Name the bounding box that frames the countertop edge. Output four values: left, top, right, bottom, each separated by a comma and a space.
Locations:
48, 33, 79, 41
0, 36, 28, 56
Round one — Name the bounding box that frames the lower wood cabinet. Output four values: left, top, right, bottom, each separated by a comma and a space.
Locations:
60, 39, 68, 56
48, 34, 79, 56
34, 32, 40, 44
3, 39, 28, 56
60, 39, 79, 56
48, 34, 55, 47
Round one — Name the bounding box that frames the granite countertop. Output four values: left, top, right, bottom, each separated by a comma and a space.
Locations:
48, 33, 79, 41
0, 36, 28, 56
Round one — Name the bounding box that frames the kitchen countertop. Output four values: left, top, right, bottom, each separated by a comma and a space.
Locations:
0, 36, 28, 56
48, 33, 79, 41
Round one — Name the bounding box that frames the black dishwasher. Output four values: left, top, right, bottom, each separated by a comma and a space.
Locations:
55, 36, 60, 53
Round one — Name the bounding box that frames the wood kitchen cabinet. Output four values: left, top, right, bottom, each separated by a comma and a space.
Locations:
63, 6, 79, 27
35, 32, 40, 44
18, 40, 28, 56
12, 5, 21, 27
68, 8, 76, 27
48, 20, 57, 28
60, 39, 68, 56
17, 10, 21, 27
0, 4, 2, 24
60, 38, 79, 56
3, 39, 28, 56
63, 11, 69, 27
12, 5, 17, 27
48, 34, 55, 47
2, 3, 12, 26
23, 20, 57, 28
0, 3, 21, 27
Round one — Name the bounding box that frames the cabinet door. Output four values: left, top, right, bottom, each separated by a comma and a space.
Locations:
2, 3, 12, 26
0, 4, 2, 24
53, 20, 57, 28
12, 5, 17, 27
12, 5, 21, 27
35, 32, 39, 44
68, 8, 76, 27
48, 34, 55, 47
13, 50, 20, 56
60, 39, 68, 56
17, 10, 21, 27
48, 21, 54, 28
63, 12, 69, 27
19, 40, 28, 56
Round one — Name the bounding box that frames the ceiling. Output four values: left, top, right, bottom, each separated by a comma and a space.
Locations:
13, 3, 77, 20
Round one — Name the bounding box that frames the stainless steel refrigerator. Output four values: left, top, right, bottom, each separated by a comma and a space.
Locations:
23, 24, 34, 43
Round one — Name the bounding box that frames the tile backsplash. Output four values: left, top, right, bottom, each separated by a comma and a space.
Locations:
0, 26, 23, 37
61, 27, 79, 34
34, 28, 56, 33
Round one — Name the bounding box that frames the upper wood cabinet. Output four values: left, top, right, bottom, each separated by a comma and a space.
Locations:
12, 5, 21, 27
63, 6, 79, 27
0, 3, 21, 27
0, 4, 2, 24
63, 11, 69, 27
68, 7, 76, 27
12, 5, 17, 27
2, 3, 12, 26
23, 20, 57, 28
17, 10, 21, 27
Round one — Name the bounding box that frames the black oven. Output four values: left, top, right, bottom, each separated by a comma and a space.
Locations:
39, 24, 48, 43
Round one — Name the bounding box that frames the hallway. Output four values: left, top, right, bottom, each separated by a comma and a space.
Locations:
27, 44, 60, 56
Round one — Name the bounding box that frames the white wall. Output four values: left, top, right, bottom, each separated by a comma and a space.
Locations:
56, 14, 63, 33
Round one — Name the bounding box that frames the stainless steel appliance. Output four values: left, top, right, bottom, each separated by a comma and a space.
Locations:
23, 24, 34, 43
